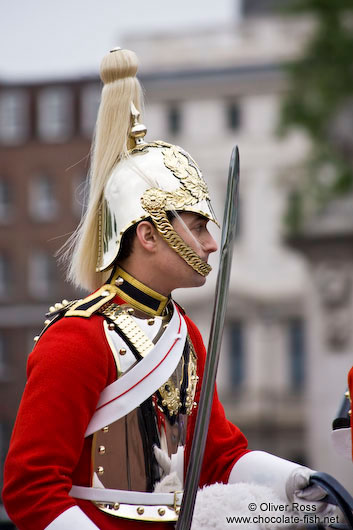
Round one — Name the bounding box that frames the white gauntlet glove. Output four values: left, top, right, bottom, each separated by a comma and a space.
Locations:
229, 451, 335, 516
285, 466, 333, 516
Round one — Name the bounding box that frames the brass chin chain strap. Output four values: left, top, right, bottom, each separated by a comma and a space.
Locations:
141, 191, 211, 277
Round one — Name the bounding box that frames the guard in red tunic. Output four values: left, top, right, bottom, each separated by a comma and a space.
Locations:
3, 48, 331, 530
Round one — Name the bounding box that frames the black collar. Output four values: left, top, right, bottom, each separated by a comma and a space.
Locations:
110, 267, 169, 316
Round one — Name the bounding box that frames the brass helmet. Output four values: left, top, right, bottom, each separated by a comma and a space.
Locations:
67, 48, 217, 291
98, 134, 217, 276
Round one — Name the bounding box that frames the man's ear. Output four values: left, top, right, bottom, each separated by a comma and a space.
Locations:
135, 221, 158, 252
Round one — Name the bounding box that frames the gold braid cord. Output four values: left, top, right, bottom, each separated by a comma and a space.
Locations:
136, 141, 213, 276
141, 192, 211, 277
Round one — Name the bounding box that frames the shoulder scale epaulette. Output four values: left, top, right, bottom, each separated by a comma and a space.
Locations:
99, 302, 155, 359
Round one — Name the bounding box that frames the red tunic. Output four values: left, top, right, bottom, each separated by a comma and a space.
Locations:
3, 297, 248, 530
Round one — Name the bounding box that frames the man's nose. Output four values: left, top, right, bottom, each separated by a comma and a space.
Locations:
204, 232, 218, 253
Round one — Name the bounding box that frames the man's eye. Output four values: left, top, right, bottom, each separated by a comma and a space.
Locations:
193, 225, 203, 232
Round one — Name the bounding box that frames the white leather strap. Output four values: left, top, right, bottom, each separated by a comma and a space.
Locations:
85, 302, 187, 436
45, 506, 99, 529
70, 485, 183, 506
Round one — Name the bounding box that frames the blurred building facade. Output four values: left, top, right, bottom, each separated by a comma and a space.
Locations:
0, 2, 351, 514
0, 77, 97, 503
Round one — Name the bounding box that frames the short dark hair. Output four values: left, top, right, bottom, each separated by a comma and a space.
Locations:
117, 222, 139, 262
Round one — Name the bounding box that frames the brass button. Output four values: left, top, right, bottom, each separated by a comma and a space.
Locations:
102, 426, 109, 433
44, 319, 51, 326
119, 348, 127, 356
97, 466, 104, 475
137, 507, 144, 515
33, 336, 39, 342
158, 508, 166, 516
108, 322, 115, 330
147, 318, 155, 326
127, 308, 134, 315
98, 445, 106, 455
113, 503, 120, 510
115, 277, 124, 286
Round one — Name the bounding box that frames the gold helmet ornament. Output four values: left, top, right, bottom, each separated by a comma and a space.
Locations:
65, 48, 217, 292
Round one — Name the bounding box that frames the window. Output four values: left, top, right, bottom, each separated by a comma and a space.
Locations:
80, 83, 101, 137
0, 89, 28, 144
167, 104, 182, 135
0, 422, 12, 491
29, 174, 58, 221
243, 0, 292, 16
229, 321, 244, 387
28, 251, 57, 299
288, 319, 305, 390
0, 179, 12, 223
27, 329, 41, 354
0, 332, 8, 378
37, 86, 73, 142
0, 254, 10, 298
226, 101, 241, 131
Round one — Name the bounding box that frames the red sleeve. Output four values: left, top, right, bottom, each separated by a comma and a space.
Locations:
183, 314, 249, 487
349, 367, 353, 460
2, 315, 115, 530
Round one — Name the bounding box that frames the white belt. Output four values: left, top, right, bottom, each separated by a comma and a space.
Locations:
70, 485, 183, 506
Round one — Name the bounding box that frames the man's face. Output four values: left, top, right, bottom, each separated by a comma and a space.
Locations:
156, 212, 218, 292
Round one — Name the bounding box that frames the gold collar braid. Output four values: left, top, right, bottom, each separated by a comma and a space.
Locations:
110, 267, 169, 316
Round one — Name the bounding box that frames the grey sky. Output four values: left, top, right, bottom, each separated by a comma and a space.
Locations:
0, 0, 237, 80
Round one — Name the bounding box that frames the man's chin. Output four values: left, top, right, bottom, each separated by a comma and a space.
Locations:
192, 274, 207, 287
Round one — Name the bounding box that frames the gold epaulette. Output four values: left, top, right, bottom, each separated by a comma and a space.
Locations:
64, 285, 118, 318
33, 298, 78, 345
32, 285, 119, 346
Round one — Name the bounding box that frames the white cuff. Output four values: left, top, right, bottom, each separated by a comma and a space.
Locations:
45, 506, 100, 529
331, 427, 352, 460
228, 451, 299, 502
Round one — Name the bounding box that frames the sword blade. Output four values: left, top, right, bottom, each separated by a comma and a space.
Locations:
176, 146, 240, 530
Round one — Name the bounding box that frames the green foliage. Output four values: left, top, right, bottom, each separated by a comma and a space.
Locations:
279, 0, 353, 233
